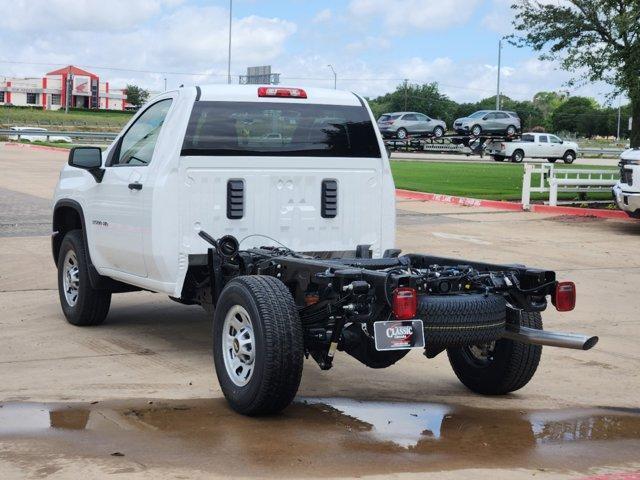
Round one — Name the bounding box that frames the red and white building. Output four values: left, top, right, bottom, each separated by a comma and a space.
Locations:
0, 66, 139, 111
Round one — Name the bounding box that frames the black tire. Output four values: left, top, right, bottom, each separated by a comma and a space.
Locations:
57, 230, 111, 326
417, 293, 506, 347
471, 125, 482, 136
563, 150, 576, 164
492, 155, 504, 162
447, 310, 542, 395
511, 149, 524, 163
433, 126, 445, 137
506, 125, 517, 136
547, 158, 557, 163
213, 275, 304, 416
396, 128, 408, 140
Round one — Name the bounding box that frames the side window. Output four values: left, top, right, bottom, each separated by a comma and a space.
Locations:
549, 135, 561, 143
539, 135, 549, 143
496, 112, 509, 119
113, 99, 172, 166
403, 114, 417, 121
484, 113, 496, 120
416, 114, 429, 121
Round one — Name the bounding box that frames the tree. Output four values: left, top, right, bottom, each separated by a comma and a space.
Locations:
551, 96, 599, 136
124, 84, 150, 109
511, 1, 640, 147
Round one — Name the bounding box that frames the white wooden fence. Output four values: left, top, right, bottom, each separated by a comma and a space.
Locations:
521, 164, 618, 209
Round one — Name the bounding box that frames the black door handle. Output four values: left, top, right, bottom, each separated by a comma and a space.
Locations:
128, 182, 143, 190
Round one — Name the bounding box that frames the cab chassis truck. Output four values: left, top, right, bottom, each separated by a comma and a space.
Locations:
52, 85, 597, 416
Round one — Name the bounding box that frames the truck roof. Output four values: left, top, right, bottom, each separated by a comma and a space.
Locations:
197, 84, 363, 106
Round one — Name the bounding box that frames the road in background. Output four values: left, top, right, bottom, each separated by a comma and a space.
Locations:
392, 151, 621, 166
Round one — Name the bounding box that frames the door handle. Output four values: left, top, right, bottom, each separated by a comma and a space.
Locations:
128, 182, 143, 190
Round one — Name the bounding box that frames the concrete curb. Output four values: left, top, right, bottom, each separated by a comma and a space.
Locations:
396, 188, 632, 220
3, 142, 69, 153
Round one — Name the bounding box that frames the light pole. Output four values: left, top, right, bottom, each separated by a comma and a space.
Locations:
496, 38, 502, 110
327, 64, 336, 89
227, 0, 233, 84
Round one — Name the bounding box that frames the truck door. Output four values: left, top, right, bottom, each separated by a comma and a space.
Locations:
87, 99, 173, 277
537, 134, 551, 157
548, 135, 564, 157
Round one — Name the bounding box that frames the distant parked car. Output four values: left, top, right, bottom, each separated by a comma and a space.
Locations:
453, 110, 521, 136
377, 112, 446, 139
8, 127, 72, 143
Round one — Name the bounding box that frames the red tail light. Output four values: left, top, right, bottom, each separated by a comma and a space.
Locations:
392, 287, 417, 320
257, 87, 307, 99
552, 281, 576, 312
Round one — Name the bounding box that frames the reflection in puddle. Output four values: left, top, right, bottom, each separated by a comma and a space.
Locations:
1, 398, 639, 476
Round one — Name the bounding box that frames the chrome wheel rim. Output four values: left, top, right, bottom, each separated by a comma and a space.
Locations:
62, 250, 80, 307
397, 129, 406, 139
472, 126, 481, 136
222, 305, 255, 386
434, 128, 443, 137
466, 342, 496, 366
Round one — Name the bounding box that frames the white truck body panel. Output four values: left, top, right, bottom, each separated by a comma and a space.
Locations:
53, 85, 395, 297
613, 148, 640, 217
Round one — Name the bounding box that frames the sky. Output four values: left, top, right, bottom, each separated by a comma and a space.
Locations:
0, 0, 619, 104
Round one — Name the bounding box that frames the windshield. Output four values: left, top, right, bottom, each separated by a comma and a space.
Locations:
469, 111, 488, 118
182, 101, 381, 158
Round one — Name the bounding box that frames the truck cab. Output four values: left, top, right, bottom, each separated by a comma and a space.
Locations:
52, 85, 395, 298
613, 148, 640, 218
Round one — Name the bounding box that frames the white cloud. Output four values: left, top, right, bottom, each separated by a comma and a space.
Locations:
312, 8, 332, 23
348, 0, 482, 31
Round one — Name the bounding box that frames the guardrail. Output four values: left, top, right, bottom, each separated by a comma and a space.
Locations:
522, 163, 618, 208
0, 129, 117, 142
580, 147, 626, 157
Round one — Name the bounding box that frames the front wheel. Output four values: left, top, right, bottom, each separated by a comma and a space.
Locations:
213, 275, 304, 416
563, 150, 576, 164
471, 125, 482, 136
433, 126, 445, 137
57, 230, 111, 326
447, 311, 542, 395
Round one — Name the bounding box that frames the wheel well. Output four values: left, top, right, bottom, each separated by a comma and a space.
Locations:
564, 149, 576, 157
513, 148, 524, 156
52, 205, 82, 264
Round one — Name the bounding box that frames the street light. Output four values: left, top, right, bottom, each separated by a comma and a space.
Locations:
327, 64, 337, 89
227, 0, 233, 84
496, 38, 503, 110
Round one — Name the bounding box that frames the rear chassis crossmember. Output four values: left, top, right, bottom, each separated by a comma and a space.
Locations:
190, 233, 597, 371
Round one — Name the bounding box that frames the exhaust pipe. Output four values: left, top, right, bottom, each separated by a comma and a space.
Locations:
502, 324, 598, 351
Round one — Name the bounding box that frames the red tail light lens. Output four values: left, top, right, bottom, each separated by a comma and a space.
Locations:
552, 281, 576, 312
257, 87, 307, 99
392, 287, 417, 320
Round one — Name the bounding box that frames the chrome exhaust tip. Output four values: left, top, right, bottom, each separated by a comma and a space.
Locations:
502, 324, 599, 351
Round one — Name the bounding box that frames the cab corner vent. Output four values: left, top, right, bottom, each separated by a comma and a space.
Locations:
227, 179, 244, 219
321, 179, 338, 218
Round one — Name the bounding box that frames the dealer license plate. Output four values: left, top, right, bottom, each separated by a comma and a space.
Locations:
373, 319, 425, 351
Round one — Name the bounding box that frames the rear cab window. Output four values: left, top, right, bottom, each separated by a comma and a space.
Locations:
182, 101, 381, 158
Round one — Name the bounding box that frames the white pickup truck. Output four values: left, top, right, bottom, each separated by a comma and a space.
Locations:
52, 85, 596, 415
486, 132, 579, 164
613, 148, 640, 218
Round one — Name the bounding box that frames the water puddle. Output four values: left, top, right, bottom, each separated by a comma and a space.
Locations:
1, 398, 639, 477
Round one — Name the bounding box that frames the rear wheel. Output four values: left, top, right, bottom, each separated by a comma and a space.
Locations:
506, 125, 517, 136
57, 230, 111, 326
396, 128, 408, 140
511, 149, 525, 163
447, 311, 542, 395
213, 275, 304, 415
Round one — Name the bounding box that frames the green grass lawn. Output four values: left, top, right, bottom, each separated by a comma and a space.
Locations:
391, 160, 618, 202
0, 106, 133, 130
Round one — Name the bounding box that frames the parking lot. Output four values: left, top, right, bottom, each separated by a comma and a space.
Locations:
1, 143, 640, 479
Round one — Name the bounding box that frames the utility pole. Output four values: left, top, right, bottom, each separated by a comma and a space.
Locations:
227, 0, 233, 84
403, 79, 409, 110
616, 95, 622, 141
496, 38, 502, 110
64, 66, 71, 114
327, 64, 337, 89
